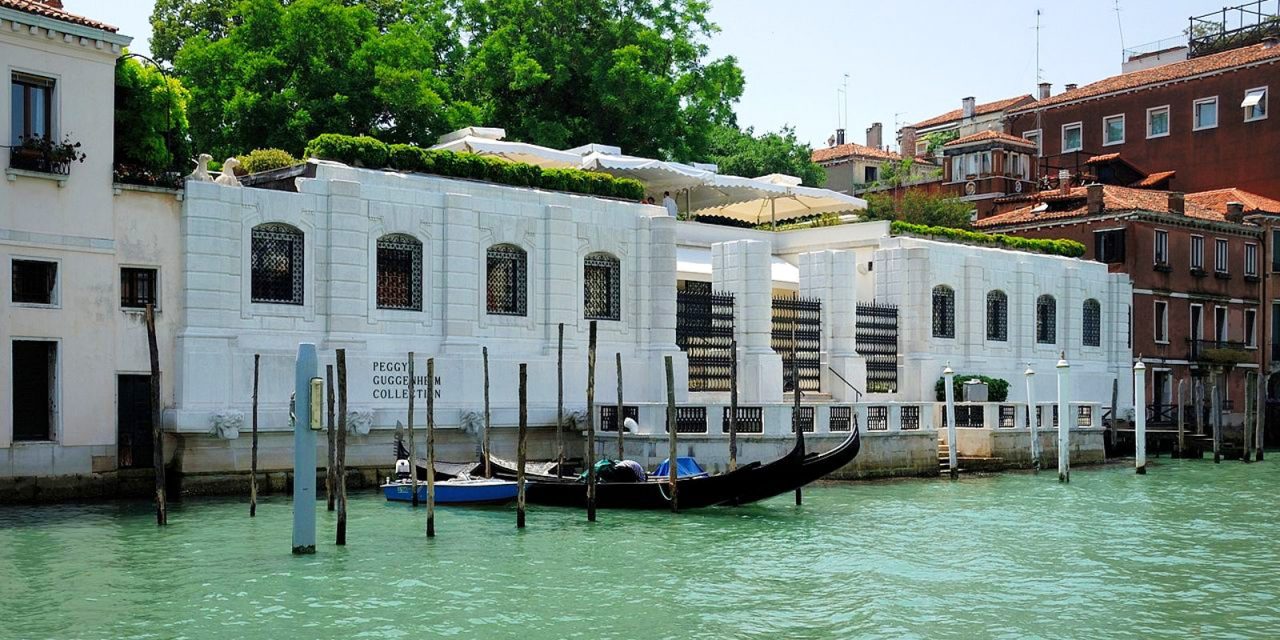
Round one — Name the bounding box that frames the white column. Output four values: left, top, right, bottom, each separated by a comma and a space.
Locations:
1057, 354, 1071, 483
713, 240, 782, 403
1025, 365, 1039, 470
799, 250, 865, 401
1134, 360, 1147, 474
943, 363, 958, 479
439, 193, 479, 353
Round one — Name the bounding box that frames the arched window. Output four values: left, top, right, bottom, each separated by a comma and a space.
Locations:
250, 223, 304, 305
584, 252, 621, 321
487, 244, 527, 316
932, 285, 955, 338
1036, 294, 1057, 344
986, 290, 1008, 341
1082, 298, 1101, 347
376, 234, 422, 311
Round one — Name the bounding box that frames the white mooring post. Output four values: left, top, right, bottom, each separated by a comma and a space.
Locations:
1024, 365, 1039, 471
943, 363, 958, 479
1134, 359, 1147, 475
1056, 353, 1071, 484
292, 342, 319, 554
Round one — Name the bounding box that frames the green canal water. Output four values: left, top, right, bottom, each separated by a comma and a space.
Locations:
3, 460, 1279, 639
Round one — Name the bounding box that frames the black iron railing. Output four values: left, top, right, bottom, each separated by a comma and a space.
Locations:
722, 406, 763, 433
1187, 338, 1250, 363
1188, 1, 1280, 58
856, 301, 899, 393
676, 285, 735, 392
772, 295, 822, 392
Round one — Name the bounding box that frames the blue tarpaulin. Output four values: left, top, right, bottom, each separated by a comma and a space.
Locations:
652, 457, 707, 479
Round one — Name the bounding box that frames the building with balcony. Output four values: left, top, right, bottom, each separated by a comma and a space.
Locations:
811, 123, 938, 195
898, 94, 1037, 164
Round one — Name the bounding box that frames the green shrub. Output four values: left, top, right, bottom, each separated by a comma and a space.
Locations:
237, 148, 299, 174
934, 375, 1010, 402
304, 134, 389, 168
891, 220, 1086, 258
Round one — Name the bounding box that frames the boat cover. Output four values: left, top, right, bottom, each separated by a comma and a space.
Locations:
651, 457, 707, 479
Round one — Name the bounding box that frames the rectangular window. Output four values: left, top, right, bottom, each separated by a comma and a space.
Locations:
864, 166, 878, 183
980, 151, 992, 175
1190, 235, 1204, 270
1193, 97, 1218, 131
12, 259, 57, 305
12, 340, 56, 442
1190, 304, 1203, 341
1022, 129, 1042, 156
120, 267, 158, 309
1215, 306, 1228, 342
1246, 243, 1258, 276
1061, 122, 1083, 153
1154, 300, 1169, 343
1103, 114, 1125, 145
1147, 105, 1170, 138
1215, 238, 1229, 274
1154, 229, 1169, 266
1245, 308, 1257, 348
951, 156, 962, 182
10, 72, 54, 145
1243, 86, 1268, 122
1274, 230, 1280, 272
486, 245, 528, 316
1094, 228, 1126, 263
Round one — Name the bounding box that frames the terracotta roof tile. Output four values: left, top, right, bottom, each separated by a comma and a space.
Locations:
1011, 42, 1280, 113
811, 142, 901, 163
943, 130, 1037, 148
0, 0, 118, 32
973, 185, 1278, 229
910, 95, 1036, 129
1132, 170, 1176, 188
1086, 153, 1121, 164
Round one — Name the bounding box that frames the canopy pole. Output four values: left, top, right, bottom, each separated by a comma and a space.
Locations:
771, 199, 777, 231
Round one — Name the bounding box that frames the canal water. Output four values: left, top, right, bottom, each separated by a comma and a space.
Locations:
2, 459, 1279, 639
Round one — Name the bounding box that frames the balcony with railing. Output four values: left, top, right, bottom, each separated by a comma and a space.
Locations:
1187, 338, 1253, 365
1188, 0, 1280, 58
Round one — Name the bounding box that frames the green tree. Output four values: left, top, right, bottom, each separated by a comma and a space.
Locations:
114, 55, 192, 174
150, 0, 237, 64
864, 191, 972, 229
705, 125, 823, 185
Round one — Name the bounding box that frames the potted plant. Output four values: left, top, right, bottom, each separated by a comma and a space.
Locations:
10, 134, 85, 174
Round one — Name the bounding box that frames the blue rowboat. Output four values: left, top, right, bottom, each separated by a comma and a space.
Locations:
382, 478, 518, 505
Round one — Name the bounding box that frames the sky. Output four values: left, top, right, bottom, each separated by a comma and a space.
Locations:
68, 0, 1215, 152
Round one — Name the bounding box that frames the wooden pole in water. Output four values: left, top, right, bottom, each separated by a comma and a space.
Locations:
326, 365, 336, 512
483, 346, 492, 478
1134, 360, 1147, 474
1257, 371, 1266, 462
943, 363, 958, 480
336, 349, 348, 546
1195, 379, 1204, 436
250, 353, 260, 517
1244, 371, 1255, 463
666, 355, 678, 513
1056, 353, 1071, 484
1025, 365, 1039, 472
557, 323, 565, 477
729, 339, 739, 472
427, 358, 436, 537
1176, 378, 1186, 458
146, 304, 166, 526
616, 352, 625, 462
517, 363, 528, 529
407, 352, 418, 506
1109, 377, 1119, 450
1212, 368, 1222, 464
586, 321, 598, 522
792, 330, 804, 503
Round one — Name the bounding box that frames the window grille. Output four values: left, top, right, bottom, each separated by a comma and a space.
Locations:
1082, 299, 1101, 347
999, 405, 1016, 428
486, 244, 527, 316
790, 406, 815, 433
867, 406, 888, 431
986, 290, 1008, 341
829, 406, 853, 432
856, 301, 898, 393
250, 223, 304, 305
584, 253, 621, 321
120, 267, 158, 309
1036, 295, 1056, 344
666, 406, 707, 434
376, 234, 422, 311
932, 285, 955, 338
1215, 238, 1229, 274
943, 405, 984, 428
1077, 405, 1093, 427
722, 406, 763, 434
600, 405, 639, 432
12, 259, 56, 304
900, 406, 921, 430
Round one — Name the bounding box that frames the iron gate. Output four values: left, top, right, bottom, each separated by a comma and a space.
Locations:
772, 296, 822, 392
676, 284, 736, 392
856, 302, 899, 393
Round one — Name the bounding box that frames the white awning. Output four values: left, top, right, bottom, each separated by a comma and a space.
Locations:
430, 135, 582, 168
1242, 88, 1266, 108
676, 246, 798, 284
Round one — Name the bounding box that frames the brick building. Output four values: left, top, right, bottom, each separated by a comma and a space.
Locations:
976, 184, 1280, 427
812, 124, 937, 195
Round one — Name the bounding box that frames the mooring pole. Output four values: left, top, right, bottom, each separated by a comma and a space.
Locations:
251, 354, 260, 517
427, 358, 436, 537
336, 349, 348, 546
729, 339, 739, 472
666, 355, 678, 513
557, 323, 565, 477
1212, 369, 1222, 464
483, 346, 492, 478
1057, 353, 1071, 483
1245, 371, 1255, 463
292, 342, 318, 554
146, 304, 166, 525
407, 352, 418, 506
943, 363, 958, 480
616, 352, 625, 462
1025, 365, 1039, 472
1109, 377, 1119, 450
517, 363, 528, 528
1176, 378, 1186, 458
792, 333, 804, 504
586, 321, 598, 522
1257, 372, 1266, 462
1134, 359, 1147, 475
326, 364, 336, 511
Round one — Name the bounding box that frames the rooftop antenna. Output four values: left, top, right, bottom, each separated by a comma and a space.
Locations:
835, 73, 850, 131
1114, 0, 1126, 63
1035, 9, 1043, 161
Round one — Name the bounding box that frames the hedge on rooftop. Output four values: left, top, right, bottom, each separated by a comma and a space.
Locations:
890, 221, 1087, 258
304, 134, 645, 201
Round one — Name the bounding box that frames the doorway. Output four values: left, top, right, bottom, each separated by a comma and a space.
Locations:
117, 374, 153, 469
12, 340, 56, 441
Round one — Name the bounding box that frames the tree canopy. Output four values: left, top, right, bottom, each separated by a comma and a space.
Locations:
705, 125, 824, 186
114, 54, 191, 177
864, 191, 973, 229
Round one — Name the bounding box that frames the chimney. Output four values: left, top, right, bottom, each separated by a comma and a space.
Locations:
835, 128, 846, 145
900, 126, 919, 158
1058, 169, 1071, 195
36, 0, 64, 7
866, 122, 883, 149
962, 96, 976, 119
1168, 192, 1185, 215
1038, 82, 1052, 100
1064, 83, 1078, 92
1226, 201, 1246, 223
1087, 184, 1104, 214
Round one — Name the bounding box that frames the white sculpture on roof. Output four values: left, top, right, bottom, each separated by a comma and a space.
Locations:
215, 157, 242, 187
187, 153, 214, 182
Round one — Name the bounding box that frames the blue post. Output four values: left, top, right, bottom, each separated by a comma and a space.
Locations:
293, 343, 318, 554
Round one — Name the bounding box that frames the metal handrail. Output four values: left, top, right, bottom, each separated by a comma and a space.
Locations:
827, 366, 863, 403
